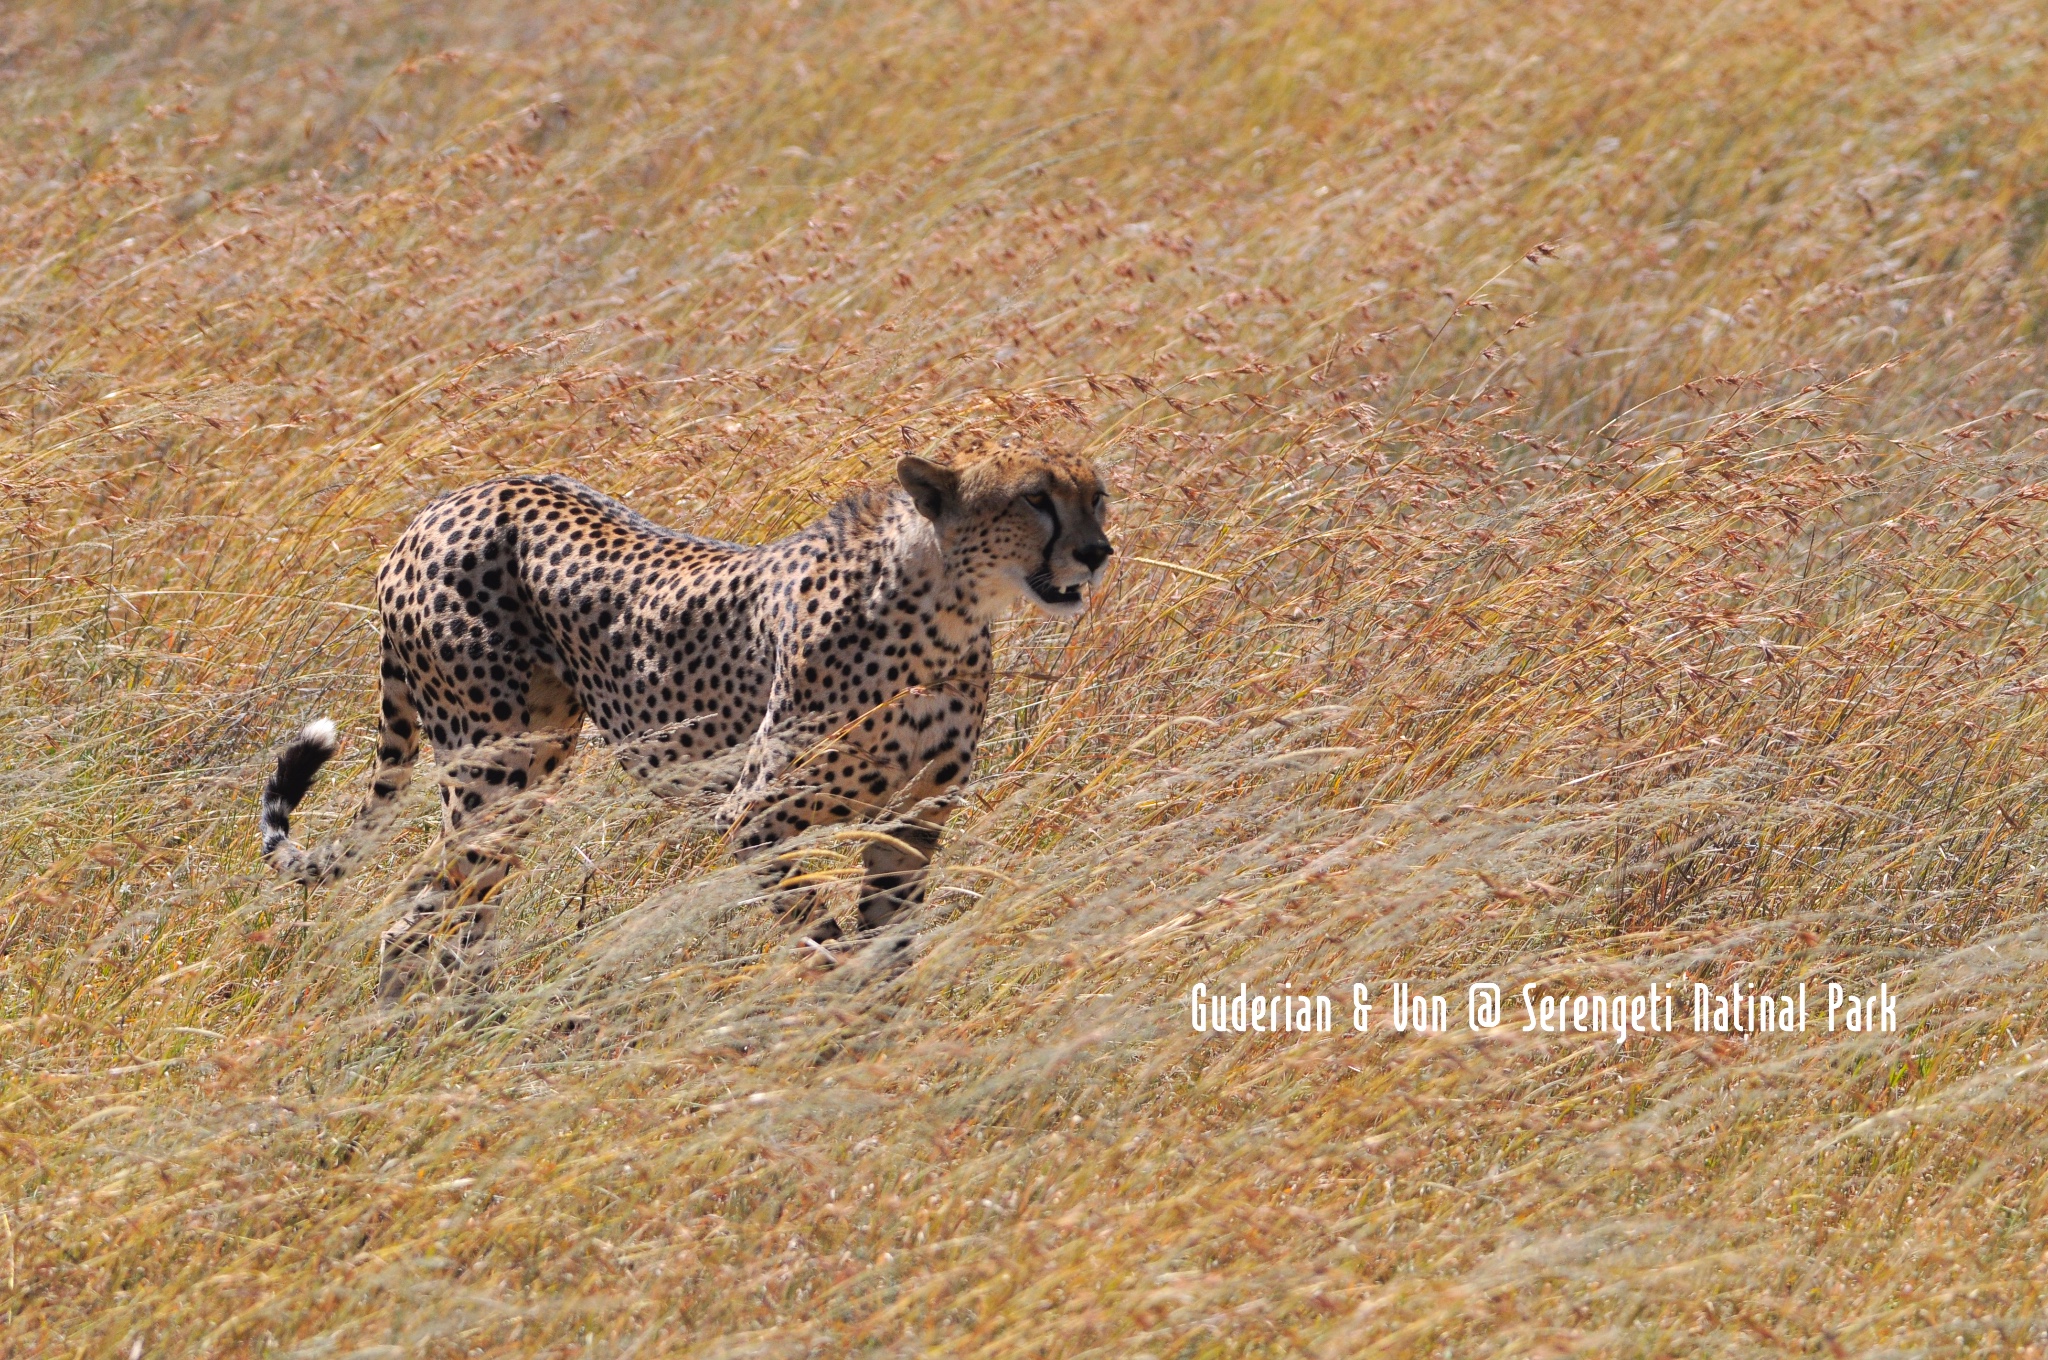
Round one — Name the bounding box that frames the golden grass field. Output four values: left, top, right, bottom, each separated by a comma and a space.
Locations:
7, 0, 2048, 1353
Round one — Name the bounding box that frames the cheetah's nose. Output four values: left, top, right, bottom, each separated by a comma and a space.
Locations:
1075, 541, 1113, 572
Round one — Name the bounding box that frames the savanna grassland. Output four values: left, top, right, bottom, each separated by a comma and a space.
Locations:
7, 0, 2048, 1354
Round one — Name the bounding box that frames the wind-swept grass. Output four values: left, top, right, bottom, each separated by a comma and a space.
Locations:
6, 0, 2048, 1354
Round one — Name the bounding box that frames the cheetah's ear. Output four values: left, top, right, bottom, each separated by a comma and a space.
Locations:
897, 456, 961, 523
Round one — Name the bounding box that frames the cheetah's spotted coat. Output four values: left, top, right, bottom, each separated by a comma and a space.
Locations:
260, 451, 1112, 998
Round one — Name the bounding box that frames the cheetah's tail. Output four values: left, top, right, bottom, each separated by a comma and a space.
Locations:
261, 716, 417, 885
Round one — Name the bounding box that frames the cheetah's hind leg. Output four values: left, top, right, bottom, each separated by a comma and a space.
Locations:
375, 729, 579, 1006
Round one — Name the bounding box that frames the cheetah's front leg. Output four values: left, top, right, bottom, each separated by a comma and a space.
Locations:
729, 739, 966, 951
812, 806, 958, 940
726, 670, 984, 956
735, 759, 959, 951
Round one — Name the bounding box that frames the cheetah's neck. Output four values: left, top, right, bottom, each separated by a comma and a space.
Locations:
868, 495, 988, 645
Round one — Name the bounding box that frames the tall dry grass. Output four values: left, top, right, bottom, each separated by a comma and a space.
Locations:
6, 0, 2048, 1353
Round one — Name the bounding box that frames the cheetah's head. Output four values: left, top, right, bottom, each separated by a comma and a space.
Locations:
898, 450, 1114, 621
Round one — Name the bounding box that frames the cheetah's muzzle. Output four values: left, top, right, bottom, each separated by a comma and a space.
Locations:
1027, 571, 1084, 606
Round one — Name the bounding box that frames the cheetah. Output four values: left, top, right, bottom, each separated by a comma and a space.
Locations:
259, 450, 1113, 999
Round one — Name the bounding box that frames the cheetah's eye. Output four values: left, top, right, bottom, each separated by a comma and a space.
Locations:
1025, 492, 1055, 514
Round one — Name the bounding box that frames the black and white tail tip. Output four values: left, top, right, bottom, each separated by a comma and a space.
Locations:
261, 718, 339, 861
